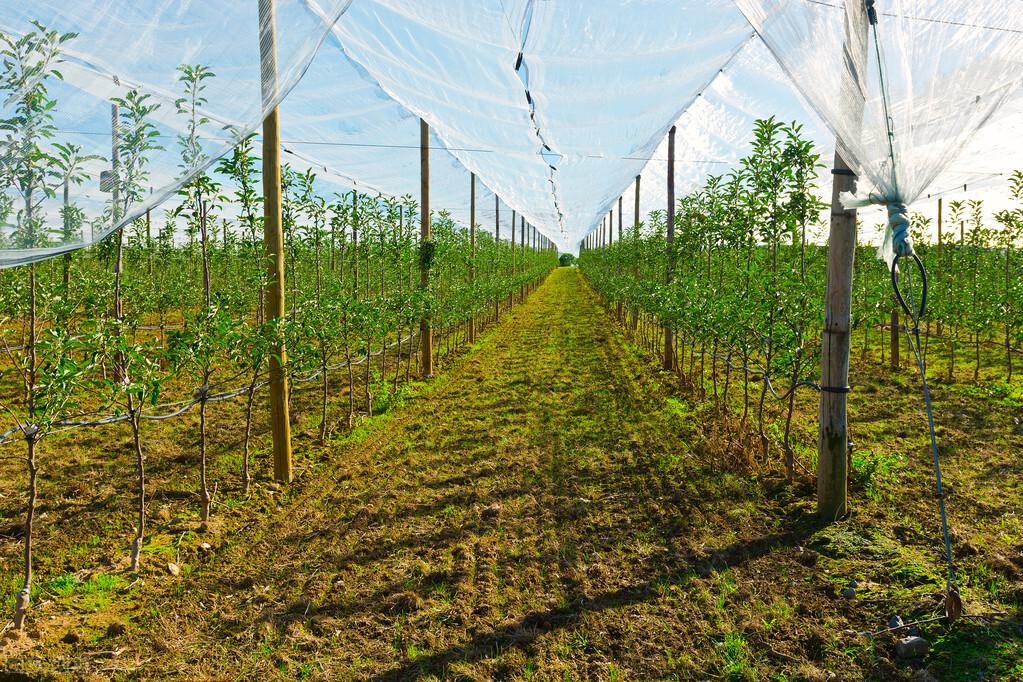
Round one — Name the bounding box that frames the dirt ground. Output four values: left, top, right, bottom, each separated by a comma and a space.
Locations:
1, 267, 1021, 680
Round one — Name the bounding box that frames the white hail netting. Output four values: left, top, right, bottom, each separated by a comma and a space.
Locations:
736, 0, 1023, 267
1, 1, 1023, 263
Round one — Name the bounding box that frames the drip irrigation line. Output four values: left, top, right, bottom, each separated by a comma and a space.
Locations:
870, 1, 961, 622
892, 252, 961, 620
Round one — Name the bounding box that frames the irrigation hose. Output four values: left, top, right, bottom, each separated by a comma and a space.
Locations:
869, 0, 961, 623
891, 252, 962, 623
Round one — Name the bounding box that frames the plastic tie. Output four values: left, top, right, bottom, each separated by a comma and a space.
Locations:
888, 202, 913, 259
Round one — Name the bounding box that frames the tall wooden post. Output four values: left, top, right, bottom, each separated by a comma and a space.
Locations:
259, 0, 293, 483
511, 210, 516, 258
519, 216, 525, 301
631, 174, 640, 332
494, 196, 500, 323
520, 217, 525, 262
352, 191, 359, 291
936, 198, 943, 336
618, 197, 623, 240
890, 308, 900, 368
111, 98, 122, 323
510, 209, 516, 310
420, 118, 433, 378
111, 92, 127, 384
663, 126, 676, 371
469, 173, 476, 343
818, 0, 868, 522
145, 206, 154, 272
616, 197, 624, 320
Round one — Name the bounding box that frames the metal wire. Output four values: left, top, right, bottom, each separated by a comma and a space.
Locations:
0, 332, 417, 447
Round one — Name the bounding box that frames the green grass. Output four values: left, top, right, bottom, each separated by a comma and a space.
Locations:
850, 448, 906, 500
3, 268, 1020, 682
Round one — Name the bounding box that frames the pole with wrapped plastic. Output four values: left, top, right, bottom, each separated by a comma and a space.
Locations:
259, 0, 293, 484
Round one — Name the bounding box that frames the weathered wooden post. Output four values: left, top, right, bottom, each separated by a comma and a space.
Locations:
519, 216, 525, 301
494, 196, 500, 323
510, 210, 516, 308
352, 191, 359, 291
469, 172, 476, 343
420, 118, 434, 378
618, 196, 623, 241
936, 197, 943, 336
259, 0, 293, 483
617, 196, 624, 320
818, 0, 869, 522
631, 174, 641, 333
890, 308, 900, 368
663, 126, 676, 371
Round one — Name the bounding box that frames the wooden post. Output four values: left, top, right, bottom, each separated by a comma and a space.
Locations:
420, 118, 433, 378
818, 0, 868, 522
890, 308, 900, 368
519, 216, 525, 301
469, 173, 476, 343
663, 126, 676, 371
618, 197, 623, 240
494, 196, 500, 323
111, 98, 121, 320
259, 0, 293, 484
520, 217, 525, 262
352, 191, 359, 291
111, 92, 126, 384
510, 209, 516, 309
631, 174, 640, 332
936, 197, 943, 336
146, 204, 152, 275
616, 196, 624, 320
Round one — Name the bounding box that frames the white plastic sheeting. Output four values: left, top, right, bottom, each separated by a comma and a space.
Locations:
0, 0, 352, 266
2, 1, 1023, 263
736, 0, 1023, 266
